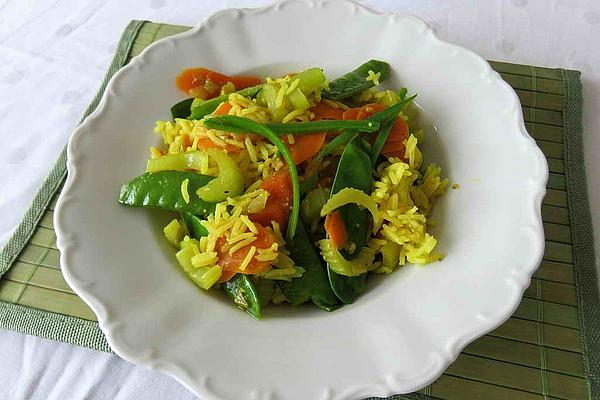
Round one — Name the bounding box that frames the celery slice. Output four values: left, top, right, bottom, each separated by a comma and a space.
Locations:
199, 266, 222, 290
288, 88, 310, 110
146, 151, 206, 173
176, 244, 200, 273
188, 265, 222, 290
196, 149, 244, 202
295, 68, 326, 93
164, 219, 185, 248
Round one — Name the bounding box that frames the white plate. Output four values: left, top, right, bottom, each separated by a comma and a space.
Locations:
55, 1, 548, 399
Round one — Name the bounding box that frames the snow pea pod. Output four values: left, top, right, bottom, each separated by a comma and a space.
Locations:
170, 98, 194, 120
188, 84, 263, 120
279, 220, 340, 311
202, 115, 300, 240
264, 120, 379, 135
327, 134, 372, 304
180, 212, 208, 239
222, 274, 262, 319
322, 59, 389, 101
118, 171, 215, 216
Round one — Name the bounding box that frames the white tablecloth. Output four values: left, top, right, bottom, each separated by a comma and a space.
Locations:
1, 1, 598, 399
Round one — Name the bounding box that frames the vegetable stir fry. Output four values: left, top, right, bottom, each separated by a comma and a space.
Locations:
118, 60, 448, 318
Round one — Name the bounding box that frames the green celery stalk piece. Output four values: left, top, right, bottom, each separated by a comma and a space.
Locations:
195, 149, 244, 202
146, 151, 206, 173
294, 67, 326, 92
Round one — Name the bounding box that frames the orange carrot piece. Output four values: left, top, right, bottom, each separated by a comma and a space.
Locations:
213, 101, 233, 116
324, 211, 348, 250
286, 132, 327, 165
216, 224, 277, 278
249, 170, 293, 230
310, 102, 344, 120
387, 117, 409, 143
228, 76, 262, 90
175, 67, 261, 96
342, 103, 386, 121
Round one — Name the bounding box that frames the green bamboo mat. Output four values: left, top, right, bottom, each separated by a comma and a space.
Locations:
0, 20, 598, 400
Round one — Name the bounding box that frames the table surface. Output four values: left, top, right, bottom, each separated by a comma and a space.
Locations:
1, 0, 599, 399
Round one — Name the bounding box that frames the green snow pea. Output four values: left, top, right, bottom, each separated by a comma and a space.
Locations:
196, 149, 244, 202
326, 134, 372, 304
170, 98, 194, 120
222, 274, 262, 319
180, 212, 208, 239
322, 60, 389, 101
118, 171, 215, 216
279, 220, 340, 311
188, 84, 263, 120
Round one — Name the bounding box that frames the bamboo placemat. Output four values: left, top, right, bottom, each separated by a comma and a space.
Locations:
0, 20, 597, 400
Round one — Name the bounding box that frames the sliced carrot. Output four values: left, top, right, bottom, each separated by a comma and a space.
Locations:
357, 103, 386, 120
218, 270, 237, 283
181, 134, 192, 149
324, 211, 348, 250
228, 76, 262, 90
342, 103, 386, 121
175, 68, 228, 94
381, 140, 406, 154
216, 224, 277, 282
310, 102, 344, 120
175, 67, 261, 98
285, 132, 327, 165
380, 117, 409, 159
213, 101, 233, 116
249, 170, 292, 230
387, 117, 409, 143
342, 107, 361, 120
